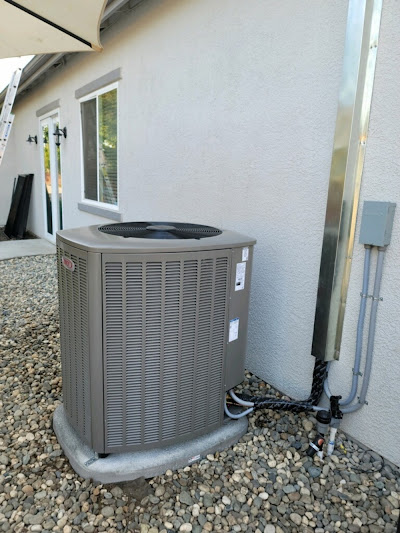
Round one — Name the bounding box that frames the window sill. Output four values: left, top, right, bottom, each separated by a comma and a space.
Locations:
78, 202, 122, 221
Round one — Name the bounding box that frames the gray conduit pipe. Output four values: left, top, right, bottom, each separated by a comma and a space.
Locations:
229, 390, 254, 407
342, 248, 386, 414
324, 246, 372, 404
224, 398, 254, 419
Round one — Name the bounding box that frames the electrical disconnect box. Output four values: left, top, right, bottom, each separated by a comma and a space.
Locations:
359, 201, 396, 247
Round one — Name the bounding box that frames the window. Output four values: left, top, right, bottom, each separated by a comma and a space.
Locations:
80, 84, 118, 206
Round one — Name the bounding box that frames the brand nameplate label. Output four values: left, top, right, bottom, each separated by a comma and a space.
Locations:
62, 256, 75, 272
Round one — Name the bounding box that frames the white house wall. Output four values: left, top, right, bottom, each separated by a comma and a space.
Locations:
1, 0, 399, 465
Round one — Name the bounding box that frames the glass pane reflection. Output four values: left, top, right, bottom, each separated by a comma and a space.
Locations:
42, 124, 52, 235
54, 120, 63, 230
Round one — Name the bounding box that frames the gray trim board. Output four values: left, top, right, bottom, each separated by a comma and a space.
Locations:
78, 202, 122, 221
36, 99, 60, 117
75, 68, 121, 99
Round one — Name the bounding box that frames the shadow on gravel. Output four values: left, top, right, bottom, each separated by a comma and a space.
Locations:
107, 477, 153, 504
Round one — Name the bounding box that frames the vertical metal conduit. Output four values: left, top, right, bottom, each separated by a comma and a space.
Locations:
312, 0, 383, 361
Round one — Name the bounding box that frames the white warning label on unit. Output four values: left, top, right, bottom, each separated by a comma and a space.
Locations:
235, 262, 246, 291
229, 318, 239, 342
242, 247, 249, 262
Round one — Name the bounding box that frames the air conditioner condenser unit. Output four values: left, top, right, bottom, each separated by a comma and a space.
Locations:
53, 222, 256, 482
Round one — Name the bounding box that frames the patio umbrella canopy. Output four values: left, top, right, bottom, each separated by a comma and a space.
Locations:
0, 0, 108, 59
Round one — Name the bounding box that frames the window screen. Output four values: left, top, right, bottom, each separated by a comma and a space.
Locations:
98, 89, 117, 205
81, 87, 118, 205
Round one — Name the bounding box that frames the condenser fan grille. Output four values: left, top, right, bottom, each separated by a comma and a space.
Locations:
99, 222, 222, 239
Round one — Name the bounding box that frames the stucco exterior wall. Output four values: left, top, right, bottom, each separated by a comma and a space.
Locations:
1, 0, 399, 464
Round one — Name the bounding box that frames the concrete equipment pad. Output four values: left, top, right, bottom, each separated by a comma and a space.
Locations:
0, 238, 55, 260
53, 404, 248, 483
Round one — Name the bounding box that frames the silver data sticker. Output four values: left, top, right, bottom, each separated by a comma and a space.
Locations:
235, 262, 246, 291
229, 318, 239, 342
242, 247, 249, 261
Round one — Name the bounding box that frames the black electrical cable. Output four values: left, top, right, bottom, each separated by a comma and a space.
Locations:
237, 359, 328, 413
307, 359, 329, 405
252, 398, 317, 413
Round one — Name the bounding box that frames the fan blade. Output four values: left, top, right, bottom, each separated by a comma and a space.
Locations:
151, 230, 179, 239
168, 229, 200, 240
125, 229, 180, 239
121, 229, 152, 239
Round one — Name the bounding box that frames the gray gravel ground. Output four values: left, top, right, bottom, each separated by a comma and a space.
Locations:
0, 254, 399, 533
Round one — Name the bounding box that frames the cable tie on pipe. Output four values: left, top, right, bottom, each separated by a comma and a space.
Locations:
352, 368, 363, 377
371, 296, 383, 301
360, 292, 369, 299
308, 442, 320, 452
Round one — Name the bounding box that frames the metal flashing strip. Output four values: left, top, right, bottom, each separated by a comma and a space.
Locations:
312, 0, 383, 361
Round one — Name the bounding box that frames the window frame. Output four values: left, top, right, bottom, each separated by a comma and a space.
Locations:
79, 81, 119, 210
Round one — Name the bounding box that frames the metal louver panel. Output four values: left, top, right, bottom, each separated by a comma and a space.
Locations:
125, 262, 143, 445
57, 245, 91, 445
104, 263, 124, 448
144, 262, 162, 443
102, 251, 230, 452
209, 257, 228, 425
178, 260, 197, 436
